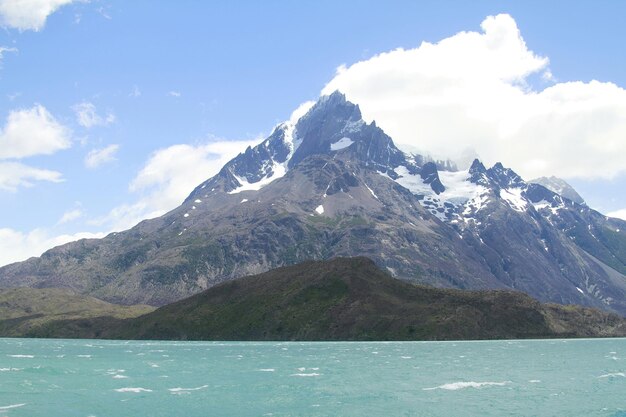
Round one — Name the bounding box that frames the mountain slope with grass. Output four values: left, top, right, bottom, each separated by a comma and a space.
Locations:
19, 258, 626, 341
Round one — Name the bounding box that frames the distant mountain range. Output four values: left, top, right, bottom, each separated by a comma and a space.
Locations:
8, 258, 626, 340
1, 92, 625, 316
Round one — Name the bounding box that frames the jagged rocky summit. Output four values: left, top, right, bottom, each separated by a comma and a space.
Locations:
530, 176, 586, 205
1, 92, 625, 316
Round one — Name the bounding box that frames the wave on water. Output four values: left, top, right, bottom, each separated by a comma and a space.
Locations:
258, 369, 275, 372
168, 385, 209, 393
0, 403, 26, 410
114, 388, 152, 393
598, 373, 626, 378
291, 373, 321, 377
0, 368, 21, 372
7, 354, 34, 358
423, 381, 511, 391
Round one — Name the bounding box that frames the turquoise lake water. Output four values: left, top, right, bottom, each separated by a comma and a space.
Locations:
1, 338, 626, 416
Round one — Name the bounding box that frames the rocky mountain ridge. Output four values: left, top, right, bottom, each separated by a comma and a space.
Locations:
1, 92, 625, 316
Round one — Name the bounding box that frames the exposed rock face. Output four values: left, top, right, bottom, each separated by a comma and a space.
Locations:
1, 92, 625, 316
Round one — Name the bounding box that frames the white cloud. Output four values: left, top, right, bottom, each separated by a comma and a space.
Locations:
608, 209, 626, 221
0, 104, 71, 191
0, 104, 71, 159
289, 100, 315, 124
0, 0, 78, 31
84, 144, 119, 169
57, 207, 83, 224
0, 228, 105, 267
72, 101, 116, 128
0, 161, 63, 191
0, 46, 17, 66
93, 139, 257, 231
0, 104, 71, 192
322, 13, 626, 180
129, 85, 141, 98
168, 91, 181, 98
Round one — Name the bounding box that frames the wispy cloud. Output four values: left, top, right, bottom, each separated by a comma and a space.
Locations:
84, 144, 120, 169
96, 6, 111, 20
92, 139, 257, 231
0, 46, 17, 66
0, 161, 63, 192
129, 85, 141, 98
168, 91, 181, 98
57, 207, 83, 225
72, 101, 116, 128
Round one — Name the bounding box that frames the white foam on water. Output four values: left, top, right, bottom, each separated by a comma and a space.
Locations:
423, 381, 511, 391
297, 367, 306, 371
7, 354, 34, 358
529, 380, 541, 383
112, 374, 128, 379
169, 385, 209, 392
114, 387, 152, 393
77, 355, 92, 358
0, 403, 26, 410
0, 367, 21, 371
291, 373, 321, 377
598, 373, 626, 378
258, 368, 275, 372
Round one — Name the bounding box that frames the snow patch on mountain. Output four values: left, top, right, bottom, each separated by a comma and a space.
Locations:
394, 166, 433, 195
330, 137, 354, 151
438, 171, 488, 204
500, 188, 528, 212
364, 182, 379, 200
229, 161, 287, 194
532, 199, 563, 215
386, 166, 491, 221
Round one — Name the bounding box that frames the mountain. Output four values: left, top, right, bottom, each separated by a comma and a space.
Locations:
1, 91, 626, 316
530, 176, 586, 205
0, 288, 153, 337
14, 258, 626, 340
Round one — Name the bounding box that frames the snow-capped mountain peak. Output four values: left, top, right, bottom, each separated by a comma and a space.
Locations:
187, 91, 445, 201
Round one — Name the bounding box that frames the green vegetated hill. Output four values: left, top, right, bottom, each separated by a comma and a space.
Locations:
14, 257, 626, 341
0, 288, 154, 337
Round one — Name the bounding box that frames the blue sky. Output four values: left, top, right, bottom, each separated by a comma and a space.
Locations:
1, 0, 626, 265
